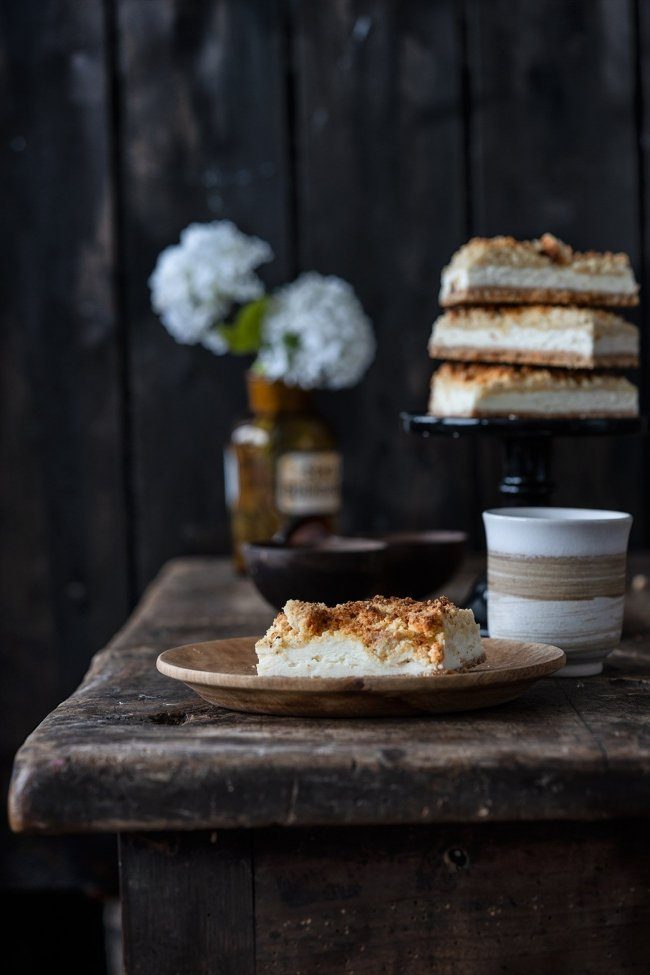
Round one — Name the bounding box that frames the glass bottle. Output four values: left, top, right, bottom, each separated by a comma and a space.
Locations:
225, 373, 342, 572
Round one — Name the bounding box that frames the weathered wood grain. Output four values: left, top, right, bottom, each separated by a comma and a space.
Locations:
115, 0, 293, 588
466, 0, 645, 536
254, 820, 650, 974
120, 830, 255, 975
9, 556, 650, 834
117, 819, 650, 975
293, 0, 477, 541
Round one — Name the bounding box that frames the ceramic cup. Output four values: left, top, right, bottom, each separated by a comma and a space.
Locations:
483, 507, 632, 677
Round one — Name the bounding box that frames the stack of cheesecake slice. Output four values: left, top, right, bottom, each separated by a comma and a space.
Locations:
428, 233, 640, 419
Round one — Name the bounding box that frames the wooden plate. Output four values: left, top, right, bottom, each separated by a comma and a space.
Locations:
156, 637, 565, 717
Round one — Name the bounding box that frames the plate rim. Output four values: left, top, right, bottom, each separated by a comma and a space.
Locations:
156, 636, 566, 692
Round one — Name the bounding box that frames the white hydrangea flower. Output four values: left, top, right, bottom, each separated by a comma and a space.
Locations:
256, 273, 375, 389
200, 328, 230, 355
149, 220, 273, 349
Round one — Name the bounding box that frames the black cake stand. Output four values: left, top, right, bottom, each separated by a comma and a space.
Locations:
400, 413, 646, 629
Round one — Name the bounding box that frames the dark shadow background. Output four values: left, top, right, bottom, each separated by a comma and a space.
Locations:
2, 0, 650, 970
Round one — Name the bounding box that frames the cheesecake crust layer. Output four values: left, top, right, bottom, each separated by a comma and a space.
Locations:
427, 344, 637, 370
440, 285, 639, 309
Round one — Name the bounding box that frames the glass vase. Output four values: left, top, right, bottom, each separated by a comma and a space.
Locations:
225, 373, 342, 572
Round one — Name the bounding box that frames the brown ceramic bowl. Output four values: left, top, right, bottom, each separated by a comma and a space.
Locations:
243, 530, 467, 609
242, 537, 388, 610
369, 530, 467, 599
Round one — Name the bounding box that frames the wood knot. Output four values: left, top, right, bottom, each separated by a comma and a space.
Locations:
444, 847, 470, 871
148, 710, 192, 725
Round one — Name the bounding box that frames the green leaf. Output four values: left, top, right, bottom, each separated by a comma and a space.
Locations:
283, 332, 300, 351
217, 297, 268, 355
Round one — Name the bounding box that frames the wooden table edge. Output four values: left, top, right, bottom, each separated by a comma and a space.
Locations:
9, 740, 650, 834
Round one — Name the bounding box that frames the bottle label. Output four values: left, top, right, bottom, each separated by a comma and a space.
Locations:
276, 451, 342, 515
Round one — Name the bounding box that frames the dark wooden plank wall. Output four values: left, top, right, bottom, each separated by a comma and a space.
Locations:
1, 0, 649, 875
293, 0, 475, 537
0, 0, 126, 914
1, 0, 129, 790
468, 0, 645, 536
115, 0, 293, 588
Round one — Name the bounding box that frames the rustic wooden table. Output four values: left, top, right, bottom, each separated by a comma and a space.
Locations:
9, 556, 650, 974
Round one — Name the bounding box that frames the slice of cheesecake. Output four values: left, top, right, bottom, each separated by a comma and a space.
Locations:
429, 362, 639, 419
255, 595, 484, 676
428, 305, 639, 370
439, 233, 639, 308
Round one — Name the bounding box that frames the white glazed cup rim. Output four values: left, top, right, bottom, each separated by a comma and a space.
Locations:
483, 507, 632, 526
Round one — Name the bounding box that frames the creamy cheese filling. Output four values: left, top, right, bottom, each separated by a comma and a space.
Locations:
430, 323, 638, 360
441, 266, 637, 300
431, 324, 592, 356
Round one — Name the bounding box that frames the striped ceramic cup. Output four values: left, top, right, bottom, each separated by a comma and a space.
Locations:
483, 507, 632, 677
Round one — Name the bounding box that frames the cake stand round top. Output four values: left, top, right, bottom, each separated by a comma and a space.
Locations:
401, 413, 647, 439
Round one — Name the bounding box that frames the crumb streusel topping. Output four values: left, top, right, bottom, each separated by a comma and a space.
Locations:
446, 233, 634, 276
432, 361, 633, 392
